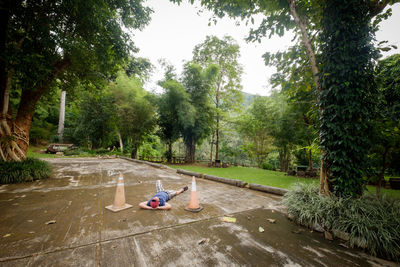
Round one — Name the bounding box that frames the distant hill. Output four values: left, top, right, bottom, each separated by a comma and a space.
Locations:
242, 91, 262, 108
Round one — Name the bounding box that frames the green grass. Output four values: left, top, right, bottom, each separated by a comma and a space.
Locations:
167, 165, 317, 189
27, 146, 63, 158
169, 164, 400, 199
0, 158, 52, 184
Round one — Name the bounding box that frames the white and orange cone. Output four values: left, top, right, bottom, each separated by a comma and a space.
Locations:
185, 176, 203, 212
105, 172, 133, 212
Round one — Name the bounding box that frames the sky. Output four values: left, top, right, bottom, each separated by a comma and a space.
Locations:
133, 0, 400, 96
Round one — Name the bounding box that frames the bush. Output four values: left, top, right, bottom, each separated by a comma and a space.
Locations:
261, 162, 274, 170
0, 158, 52, 184
283, 183, 400, 262
93, 148, 110, 155
64, 148, 89, 156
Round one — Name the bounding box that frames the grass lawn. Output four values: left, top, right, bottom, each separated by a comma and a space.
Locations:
167, 165, 317, 189
27, 146, 62, 158
168, 164, 400, 199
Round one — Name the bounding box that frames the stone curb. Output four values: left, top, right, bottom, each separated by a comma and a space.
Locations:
248, 184, 289, 196
176, 169, 203, 178
119, 159, 288, 196
117, 156, 175, 171
176, 169, 289, 195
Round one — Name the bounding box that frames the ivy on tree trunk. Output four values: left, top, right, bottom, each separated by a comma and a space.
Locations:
319, 0, 378, 197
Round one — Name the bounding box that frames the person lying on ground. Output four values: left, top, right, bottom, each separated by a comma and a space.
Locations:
139, 180, 188, 210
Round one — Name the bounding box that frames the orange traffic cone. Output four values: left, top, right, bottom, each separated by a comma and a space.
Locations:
105, 172, 133, 212
185, 176, 203, 212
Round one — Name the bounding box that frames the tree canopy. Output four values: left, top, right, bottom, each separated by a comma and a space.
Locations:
0, 0, 152, 161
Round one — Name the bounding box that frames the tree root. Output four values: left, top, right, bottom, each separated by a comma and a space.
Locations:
0, 119, 27, 162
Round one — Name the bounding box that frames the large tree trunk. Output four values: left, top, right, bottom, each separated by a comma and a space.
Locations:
209, 132, 214, 164
131, 146, 138, 159
215, 82, 221, 162
167, 142, 173, 163
0, 58, 70, 161
185, 138, 196, 163
308, 145, 313, 170
288, 0, 330, 195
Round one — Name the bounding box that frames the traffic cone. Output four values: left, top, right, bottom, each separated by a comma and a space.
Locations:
105, 172, 133, 212
185, 176, 203, 212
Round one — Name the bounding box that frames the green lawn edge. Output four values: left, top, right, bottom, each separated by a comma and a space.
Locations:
167, 164, 400, 199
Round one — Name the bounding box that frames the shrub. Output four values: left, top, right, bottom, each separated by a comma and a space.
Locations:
0, 158, 52, 184
283, 183, 400, 262
93, 148, 110, 155
261, 162, 274, 170
64, 148, 89, 156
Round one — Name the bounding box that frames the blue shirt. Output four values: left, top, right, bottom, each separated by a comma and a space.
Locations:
147, 191, 170, 207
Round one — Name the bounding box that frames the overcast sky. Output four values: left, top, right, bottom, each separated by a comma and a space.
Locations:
133, 0, 400, 96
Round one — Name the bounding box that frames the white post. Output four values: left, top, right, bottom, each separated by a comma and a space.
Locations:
57, 90, 66, 143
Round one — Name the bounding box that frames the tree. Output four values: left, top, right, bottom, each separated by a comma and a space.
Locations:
124, 57, 153, 83
368, 54, 400, 197
181, 62, 217, 163
0, 0, 151, 161
237, 96, 274, 167
109, 71, 156, 158
73, 92, 116, 149
319, 0, 381, 197
192, 35, 243, 162
179, 0, 396, 197
158, 79, 193, 162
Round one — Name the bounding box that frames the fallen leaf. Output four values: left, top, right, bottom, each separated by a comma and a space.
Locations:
45, 220, 56, 225
258, 227, 264, 233
291, 229, 305, 234
221, 217, 236, 223
3, 234, 11, 238
27, 220, 33, 223
267, 219, 276, 223
324, 231, 333, 241
198, 238, 209, 245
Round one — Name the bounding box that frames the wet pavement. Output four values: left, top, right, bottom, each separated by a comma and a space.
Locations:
0, 158, 396, 266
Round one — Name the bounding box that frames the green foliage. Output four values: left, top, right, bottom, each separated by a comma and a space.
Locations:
3, 0, 152, 89
158, 79, 193, 149
371, 55, 400, 174
0, 158, 51, 184
138, 135, 163, 158
124, 57, 153, 82
109, 71, 156, 158
283, 183, 400, 261
237, 96, 275, 167
192, 35, 243, 160
182, 63, 216, 145
319, 0, 379, 197
73, 92, 117, 149
261, 162, 274, 170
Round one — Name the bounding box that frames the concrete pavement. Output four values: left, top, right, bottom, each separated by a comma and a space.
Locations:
0, 158, 395, 266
